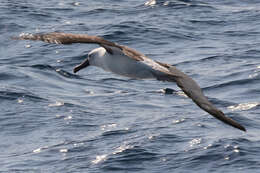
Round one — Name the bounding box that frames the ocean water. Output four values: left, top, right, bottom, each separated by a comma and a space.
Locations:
1, 0, 260, 172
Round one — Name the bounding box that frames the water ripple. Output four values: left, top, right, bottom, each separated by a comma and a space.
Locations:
2, 0, 260, 172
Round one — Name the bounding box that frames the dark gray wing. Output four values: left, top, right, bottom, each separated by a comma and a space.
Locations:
155, 62, 246, 131
13, 32, 144, 61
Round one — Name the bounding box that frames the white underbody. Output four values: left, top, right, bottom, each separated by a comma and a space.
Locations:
89, 47, 168, 79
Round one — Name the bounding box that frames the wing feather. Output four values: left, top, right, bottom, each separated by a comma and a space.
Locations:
155, 63, 246, 131
13, 32, 144, 61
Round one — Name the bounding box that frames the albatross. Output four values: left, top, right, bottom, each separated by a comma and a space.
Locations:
14, 32, 246, 131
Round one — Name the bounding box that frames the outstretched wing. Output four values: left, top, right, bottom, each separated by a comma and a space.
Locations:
13, 32, 144, 61
14, 32, 246, 131
155, 63, 246, 131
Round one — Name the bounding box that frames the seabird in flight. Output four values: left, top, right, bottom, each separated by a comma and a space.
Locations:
14, 32, 246, 131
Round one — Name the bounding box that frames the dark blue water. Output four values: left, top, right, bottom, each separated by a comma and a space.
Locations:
1, 0, 260, 172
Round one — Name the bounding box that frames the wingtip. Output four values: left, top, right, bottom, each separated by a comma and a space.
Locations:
10, 36, 21, 40
213, 109, 247, 132
11, 33, 39, 41
238, 125, 246, 132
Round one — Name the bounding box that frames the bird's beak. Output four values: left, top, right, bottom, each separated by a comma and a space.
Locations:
73, 58, 90, 73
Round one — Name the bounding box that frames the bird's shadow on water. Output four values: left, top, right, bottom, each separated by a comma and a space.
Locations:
19, 53, 92, 80
22, 64, 82, 79
99, 77, 133, 83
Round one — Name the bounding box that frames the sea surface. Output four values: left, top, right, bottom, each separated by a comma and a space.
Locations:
1, 0, 260, 172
